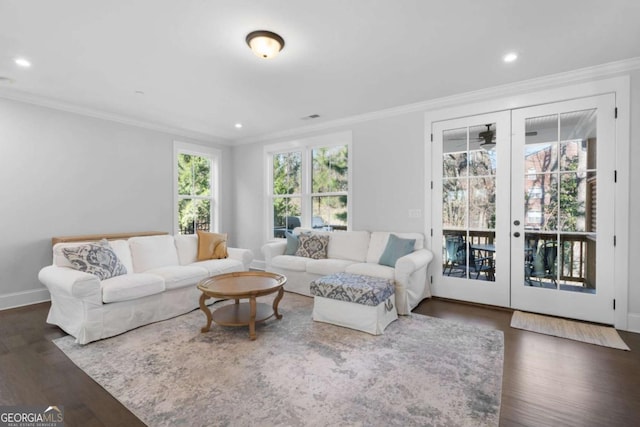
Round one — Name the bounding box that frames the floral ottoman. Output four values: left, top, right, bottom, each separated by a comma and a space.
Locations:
309, 272, 397, 335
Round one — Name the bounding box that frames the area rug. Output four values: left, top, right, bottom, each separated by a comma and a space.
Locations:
54, 293, 504, 426
511, 310, 630, 351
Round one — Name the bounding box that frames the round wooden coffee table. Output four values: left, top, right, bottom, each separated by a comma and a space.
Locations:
197, 271, 287, 340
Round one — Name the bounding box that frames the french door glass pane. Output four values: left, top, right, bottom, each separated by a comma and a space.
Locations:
522, 109, 596, 293
442, 124, 496, 282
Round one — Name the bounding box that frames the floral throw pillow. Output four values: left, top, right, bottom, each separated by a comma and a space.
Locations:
295, 234, 329, 259
62, 239, 128, 280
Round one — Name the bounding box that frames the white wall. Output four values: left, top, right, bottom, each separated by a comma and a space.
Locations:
0, 97, 233, 309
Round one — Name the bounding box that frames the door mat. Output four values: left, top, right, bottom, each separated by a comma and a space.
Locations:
511, 310, 630, 351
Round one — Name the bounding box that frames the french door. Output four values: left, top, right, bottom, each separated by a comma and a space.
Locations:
431, 94, 616, 324
511, 95, 615, 324
431, 111, 511, 307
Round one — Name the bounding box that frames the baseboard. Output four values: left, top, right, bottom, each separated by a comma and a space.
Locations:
626, 313, 640, 334
0, 288, 51, 311
250, 260, 266, 271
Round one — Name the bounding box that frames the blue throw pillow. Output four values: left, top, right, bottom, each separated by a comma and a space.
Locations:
378, 234, 416, 267
284, 231, 300, 255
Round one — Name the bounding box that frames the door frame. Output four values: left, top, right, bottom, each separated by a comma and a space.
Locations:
424, 76, 630, 329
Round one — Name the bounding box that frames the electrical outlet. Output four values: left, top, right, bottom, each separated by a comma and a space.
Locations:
408, 209, 422, 218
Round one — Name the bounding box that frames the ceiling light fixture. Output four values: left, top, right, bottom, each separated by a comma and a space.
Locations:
235, 123, 243, 129
503, 52, 518, 63
246, 30, 285, 59
15, 58, 31, 68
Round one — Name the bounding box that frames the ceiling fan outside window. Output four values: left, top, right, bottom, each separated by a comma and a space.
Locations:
447, 123, 537, 149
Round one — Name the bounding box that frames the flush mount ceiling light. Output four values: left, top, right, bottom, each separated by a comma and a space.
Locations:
246, 30, 285, 59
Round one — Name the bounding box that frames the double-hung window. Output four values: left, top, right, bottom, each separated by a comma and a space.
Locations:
267, 132, 351, 239
174, 141, 220, 235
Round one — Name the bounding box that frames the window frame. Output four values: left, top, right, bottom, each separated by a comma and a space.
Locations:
173, 141, 221, 235
265, 131, 352, 240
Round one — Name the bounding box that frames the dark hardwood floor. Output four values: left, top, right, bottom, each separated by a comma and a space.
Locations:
1, 298, 639, 426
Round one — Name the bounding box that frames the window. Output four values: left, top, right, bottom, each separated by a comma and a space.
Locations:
267, 132, 351, 239
174, 141, 220, 235
528, 186, 543, 199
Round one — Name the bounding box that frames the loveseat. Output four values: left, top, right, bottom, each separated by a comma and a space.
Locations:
262, 229, 433, 315
38, 233, 253, 344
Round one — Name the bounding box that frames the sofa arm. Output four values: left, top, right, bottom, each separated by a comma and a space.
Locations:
395, 248, 434, 275
38, 266, 102, 303
261, 241, 287, 266
227, 247, 254, 270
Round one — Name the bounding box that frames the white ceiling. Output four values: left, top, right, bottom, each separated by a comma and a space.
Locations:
1, 0, 639, 144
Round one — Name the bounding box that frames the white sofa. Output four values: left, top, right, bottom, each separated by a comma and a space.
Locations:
262, 229, 433, 315
38, 234, 253, 344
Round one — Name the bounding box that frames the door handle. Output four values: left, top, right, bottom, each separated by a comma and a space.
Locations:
513, 232, 521, 238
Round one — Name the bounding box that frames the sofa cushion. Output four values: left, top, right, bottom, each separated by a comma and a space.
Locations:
295, 234, 329, 259
306, 259, 356, 276
62, 239, 128, 280
190, 259, 244, 276
345, 263, 395, 281
378, 234, 416, 267
101, 273, 165, 303
271, 255, 309, 272
366, 232, 424, 264
174, 234, 199, 265
107, 240, 134, 273
129, 235, 180, 272
197, 230, 228, 260
144, 265, 208, 290
327, 231, 370, 262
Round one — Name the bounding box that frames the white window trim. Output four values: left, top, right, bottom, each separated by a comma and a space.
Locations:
264, 131, 353, 241
173, 141, 221, 235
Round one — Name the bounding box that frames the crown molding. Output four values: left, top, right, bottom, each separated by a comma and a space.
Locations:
0, 87, 232, 146
236, 56, 640, 145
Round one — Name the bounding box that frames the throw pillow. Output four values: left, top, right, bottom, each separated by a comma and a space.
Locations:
378, 234, 416, 267
284, 231, 300, 255
62, 239, 128, 280
197, 230, 228, 261
295, 234, 329, 259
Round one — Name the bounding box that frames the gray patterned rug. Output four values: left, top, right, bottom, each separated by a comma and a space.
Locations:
54, 293, 504, 426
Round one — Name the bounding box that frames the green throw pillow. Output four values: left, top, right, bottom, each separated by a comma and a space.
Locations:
378, 234, 416, 267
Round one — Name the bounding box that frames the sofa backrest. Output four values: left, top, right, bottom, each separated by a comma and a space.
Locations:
366, 232, 425, 264
327, 230, 370, 262
52, 239, 134, 273
128, 235, 179, 272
